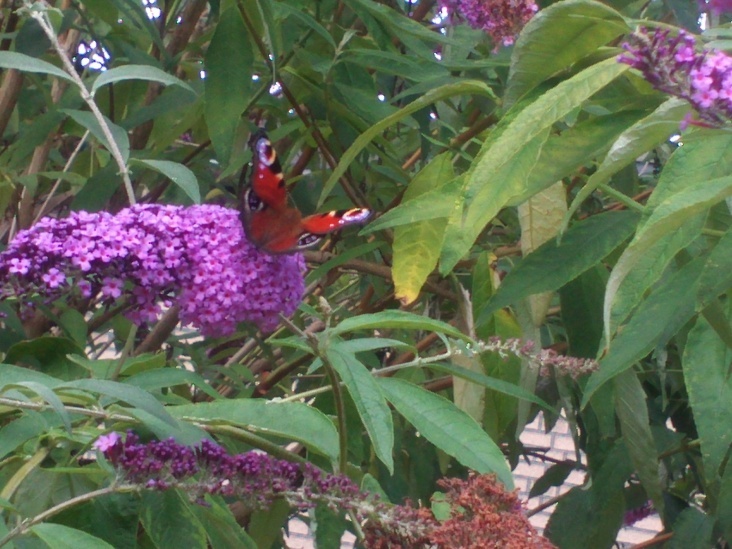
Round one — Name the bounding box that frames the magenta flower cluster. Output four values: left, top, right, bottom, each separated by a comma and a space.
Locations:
618, 28, 732, 126
0, 204, 305, 336
95, 432, 361, 509
699, 0, 732, 14
439, 0, 538, 50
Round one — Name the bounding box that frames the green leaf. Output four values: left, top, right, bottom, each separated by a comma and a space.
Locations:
11, 381, 71, 433
141, 491, 207, 549
320, 80, 496, 204
606, 131, 732, 334
697, 227, 732, 309
193, 497, 258, 549
529, 461, 575, 498
335, 337, 415, 354
506, 0, 629, 107
326, 344, 394, 473
478, 211, 639, 324
683, 316, 732, 496
545, 442, 630, 547
392, 153, 454, 304
169, 400, 339, 463
124, 368, 221, 400
62, 109, 130, 163
204, 8, 254, 166
58, 379, 178, 428
0, 51, 73, 82
91, 65, 195, 96
519, 110, 652, 206
361, 176, 462, 234
32, 523, 115, 549
378, 377, 513, 488
0, 364, 63, 388
0, 413, 48, 460
669, 508, 715, 549
440, 58, 629, 273
564, 98, 689, 225
582, 259, 704, 407
428, 362, 552, 412
331, 310, 470, 341
614, 370, 664, 514
560, 266, 607, 358
276, 3, 336, 48
603, 174, 732, 344
131, 159, 200, 203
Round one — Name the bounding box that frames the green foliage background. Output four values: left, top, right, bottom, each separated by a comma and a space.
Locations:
0, 0, 731, 546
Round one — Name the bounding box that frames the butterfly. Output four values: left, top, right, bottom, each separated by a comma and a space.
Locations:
241, 130, 371, 254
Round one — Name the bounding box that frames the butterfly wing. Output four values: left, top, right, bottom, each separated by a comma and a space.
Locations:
242, 129, 372, 254
298, 208, 372, 249
247, 129, 287, 210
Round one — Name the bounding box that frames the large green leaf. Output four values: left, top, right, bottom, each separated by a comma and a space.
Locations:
361, 176, 462, 234
440, 58, 629, 273
683, 316, 732, 501
58, 379, 178, 428
582, 259, 704, 407
607, 131, 732, 335
614, 370, 664, 514
9, 381, 71, 433
392, 154, 454, 304
331, 310, 469, 341
478, 210, 639, 324
169, 400, 339, 463
564, 97, 689, 225
204, 8, 254, 166
32, 523, 115, 549
697, 227, 732, 309
516, 110, 651, 207
378, 377, 513, 488
320, 80, 496, 204
91, 65, 195, 96
603, 174, 732, 344
193, 497, 258, 549
325, 344, 394, 473
545, 442, 630, 548
141, 491, 207, 549
0, 51, 73, 82
131, 159, 200, 203
429, 362, 552, 412
506, 0, 629, 106
62, 109, 130, 163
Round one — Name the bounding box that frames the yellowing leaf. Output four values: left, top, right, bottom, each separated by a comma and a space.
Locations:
517, 182, 567, 326
393, 154, 455, 305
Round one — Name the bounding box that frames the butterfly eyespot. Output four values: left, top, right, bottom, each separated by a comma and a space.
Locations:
245, 187, 266, 212
341, 208, 372, 223
297, 233, 322, 249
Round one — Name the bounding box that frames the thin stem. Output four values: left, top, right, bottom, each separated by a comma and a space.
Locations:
110, 324, 138, 381
25, 1, 136, 205
0, 484, 138, 547
322, 357, 348, 474
34, 130, 90, 222
597, 183, 645, 213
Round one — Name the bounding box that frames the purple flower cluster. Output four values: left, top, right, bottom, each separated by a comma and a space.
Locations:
96, 432, 316, 507
618, 28, 732, 126
94, 432, 436, 544
699, 0, 732, 14
623, 501, 655, 526
439, 0, 538, 50
0, 204, 305, 336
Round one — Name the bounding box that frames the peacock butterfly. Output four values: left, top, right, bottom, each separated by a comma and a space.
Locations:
241, 129, 371, 254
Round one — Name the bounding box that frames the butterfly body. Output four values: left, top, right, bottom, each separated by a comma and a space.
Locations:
241, 130, 371, 254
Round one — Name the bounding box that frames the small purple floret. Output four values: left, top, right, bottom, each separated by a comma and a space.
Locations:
618, 28, 732, 126
0, 204, 306, 336
439, 0, 538, 51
